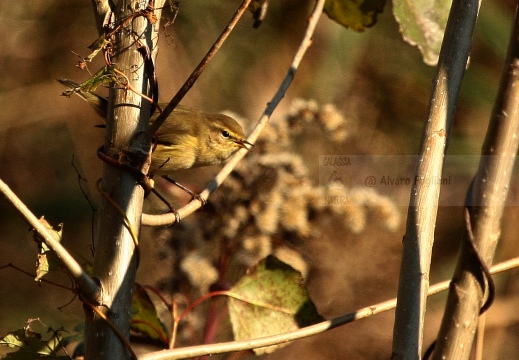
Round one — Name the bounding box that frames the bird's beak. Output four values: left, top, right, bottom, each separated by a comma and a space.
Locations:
235, 139, 254, 149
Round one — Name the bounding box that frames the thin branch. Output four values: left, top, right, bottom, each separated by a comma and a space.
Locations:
144, 0, 252, 140
474, 314, 486, 360
391, 0, 480, 358
0, 178, 100, 302
432, 4, 519, 359
141, 0, 325, 227
137, 257, 519, 360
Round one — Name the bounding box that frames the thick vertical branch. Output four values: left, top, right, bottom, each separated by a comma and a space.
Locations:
84, 1, 164, 359
391, 0, 479, 358
432, 5, 519, 359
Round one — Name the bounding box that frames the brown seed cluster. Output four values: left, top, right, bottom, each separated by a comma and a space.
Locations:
156, 99, 400, 295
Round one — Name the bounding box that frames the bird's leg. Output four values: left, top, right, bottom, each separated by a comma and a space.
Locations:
161, 175, 207, 207
149, 187, 181, 223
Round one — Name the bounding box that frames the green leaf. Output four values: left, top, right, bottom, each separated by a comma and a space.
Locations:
131, 283, 168, 344
324, 0, 386, 32
228, 255, 324, 355
0, 320, 69, 359
393, 0, 452, 65
61, 65, 117, 97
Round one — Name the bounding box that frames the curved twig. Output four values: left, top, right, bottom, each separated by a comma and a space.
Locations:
463, 205, 495, 315
141, 0, 324, 226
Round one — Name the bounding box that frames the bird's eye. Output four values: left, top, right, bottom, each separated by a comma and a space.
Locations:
221, 130, 230, 138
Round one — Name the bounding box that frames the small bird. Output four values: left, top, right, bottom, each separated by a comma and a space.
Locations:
58, 79, 251, 175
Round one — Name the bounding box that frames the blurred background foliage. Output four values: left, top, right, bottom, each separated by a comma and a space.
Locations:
1, 0, 519, 358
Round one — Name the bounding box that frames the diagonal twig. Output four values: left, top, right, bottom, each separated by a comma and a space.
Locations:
137, 256, 519, 360
0, 178, 100, 302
